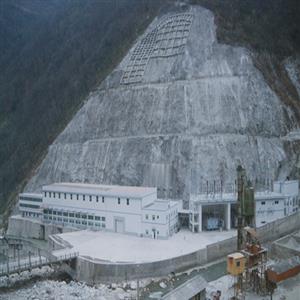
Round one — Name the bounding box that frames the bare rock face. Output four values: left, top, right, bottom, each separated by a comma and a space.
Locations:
26, 6, 300, 203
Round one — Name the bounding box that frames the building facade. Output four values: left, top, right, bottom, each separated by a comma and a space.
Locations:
189, 180, 299, 232
19, 183, 179, 239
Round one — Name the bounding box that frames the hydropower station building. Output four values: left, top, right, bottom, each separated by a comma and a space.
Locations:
19, 183, 179, 239
18, 180, 299, 237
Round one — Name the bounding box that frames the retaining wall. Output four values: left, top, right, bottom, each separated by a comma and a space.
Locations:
7, 215, 76, 241
69, 212, 300, 283
74, 248, 207, 284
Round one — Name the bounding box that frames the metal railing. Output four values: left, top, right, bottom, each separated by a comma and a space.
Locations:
0, 251, 79, 276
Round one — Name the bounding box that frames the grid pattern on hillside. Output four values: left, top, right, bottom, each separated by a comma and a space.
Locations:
121, 13, 193, 85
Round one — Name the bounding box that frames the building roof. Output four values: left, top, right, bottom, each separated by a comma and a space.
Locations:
190, 191, 285, 204
161, 275, 206, 300
42, 182, 156, 199
20, 193, 43, 198
143, 200, 178, 211
269, 256, 300, 274
228, 252, 245, 259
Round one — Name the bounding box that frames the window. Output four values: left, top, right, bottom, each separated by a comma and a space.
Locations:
63, 212, 68, 217
88, 222, 93, 226
102, 223, 106, 228
236, 261, 240, 267
102, 196, 104, 203
157, 215, 159, 219
261, 221, 266, 224
53, 211, 57, 215
69, 213, 74, 218
75, 213, 80, 218
95, 216, 101, 221
58, 193, 61, 199
53, 192, 56, 198
157, 231, 159, 235
88, 215, 94, 220
82, 221, 87, 225
127, 198, 130, 205
81, 214, 87, 219
63, 218, 68, 222
102, 217, 105, 221
77, 194, 79, 200
96, 196, 99, 202
118, 198, 121, 205
83, 195, 85, 201
89, 195, 92, 202
64, 193, 66, 199
152, 215, 155, 221
146, 214, 149, 220
71, 194, 73, 200
44, 192, 46, 197
70, 219, 74, 223
261, 201, 265, 205
146, 230, 149, 235
57, 211, 62, 216
275, 200, 279, 204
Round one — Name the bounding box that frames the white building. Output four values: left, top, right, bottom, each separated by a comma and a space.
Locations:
19, 193, 43, 219
189, 180, 299, 232
19, 183, 179, 239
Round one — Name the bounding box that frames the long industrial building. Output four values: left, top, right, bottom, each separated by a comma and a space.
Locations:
18, 180, 299, 237
19, 183, 179, 239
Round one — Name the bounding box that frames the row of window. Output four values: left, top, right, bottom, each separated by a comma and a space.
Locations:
145, 214, 160, 221
20, 203, 40, 209
44, 191, 131, 205
260, 200, 279, 205
19, 196, 42, 202
22, 212, 41, 218
44, 215, 106, 228
43, 209, 105, 221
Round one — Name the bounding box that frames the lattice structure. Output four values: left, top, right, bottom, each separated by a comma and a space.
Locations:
121, 13, 193, 85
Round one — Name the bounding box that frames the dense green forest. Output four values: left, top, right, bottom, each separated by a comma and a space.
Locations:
0, 0, 166, 215
0, 0, 299, 218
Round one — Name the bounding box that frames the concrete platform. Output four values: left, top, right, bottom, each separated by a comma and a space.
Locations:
55, 229, 236, 263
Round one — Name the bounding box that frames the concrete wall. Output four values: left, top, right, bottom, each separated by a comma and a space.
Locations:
67, 211, 300, 283
73, 248, 207, 284
7, 216, 44, 239
7, 215, 77, 241
257, 211, 300, 243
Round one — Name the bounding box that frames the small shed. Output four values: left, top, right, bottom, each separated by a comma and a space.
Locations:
227, 252, 246, 276
267, 256, 300, 283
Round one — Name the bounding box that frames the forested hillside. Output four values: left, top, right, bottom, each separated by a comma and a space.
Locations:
0, 0, 166, 215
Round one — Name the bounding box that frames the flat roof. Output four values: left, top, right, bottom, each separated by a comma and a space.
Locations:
191, 191, 285, 203
269, 256, 300, 274
42, 182, 156, 199
143, 200, 178, 211
20, 193, 43, 198
228, 252, 244, 259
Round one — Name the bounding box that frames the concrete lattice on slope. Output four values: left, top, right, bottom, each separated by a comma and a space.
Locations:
121, 13, 193, 84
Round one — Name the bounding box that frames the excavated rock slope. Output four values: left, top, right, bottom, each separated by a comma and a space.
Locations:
26, 6, 300, 203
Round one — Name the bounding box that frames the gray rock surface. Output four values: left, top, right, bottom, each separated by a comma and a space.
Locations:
25, 6, 299, 204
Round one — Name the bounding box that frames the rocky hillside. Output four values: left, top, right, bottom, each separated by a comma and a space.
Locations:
25, 4, 300, 206
1, 1, 299, 215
